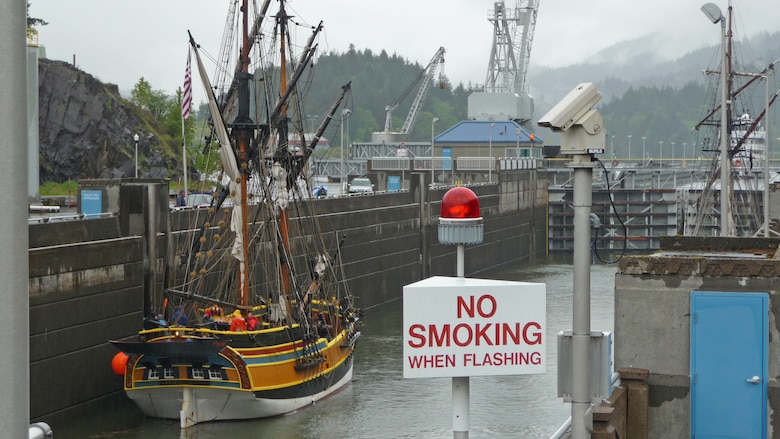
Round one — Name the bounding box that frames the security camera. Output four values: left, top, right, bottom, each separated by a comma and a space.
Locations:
538, 83, 601, 132
538, 83, 605, 155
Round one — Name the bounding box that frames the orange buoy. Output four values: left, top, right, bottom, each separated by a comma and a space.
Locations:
112, 352, 129, 375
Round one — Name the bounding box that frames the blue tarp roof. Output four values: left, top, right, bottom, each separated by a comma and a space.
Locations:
435, 120, 537, 144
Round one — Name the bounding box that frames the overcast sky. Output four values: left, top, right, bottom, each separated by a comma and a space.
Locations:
30, 0, 776, 104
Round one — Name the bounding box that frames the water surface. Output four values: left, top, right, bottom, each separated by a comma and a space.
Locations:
55, 257, 616, 439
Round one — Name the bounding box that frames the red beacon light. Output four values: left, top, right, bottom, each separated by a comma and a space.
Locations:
439, 187, 483, 245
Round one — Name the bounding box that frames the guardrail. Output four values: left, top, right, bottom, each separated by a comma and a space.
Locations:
548, 372, 620, 439
28, 211, 116, 224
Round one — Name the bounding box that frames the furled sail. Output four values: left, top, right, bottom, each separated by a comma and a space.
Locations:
190, 36, 244, 263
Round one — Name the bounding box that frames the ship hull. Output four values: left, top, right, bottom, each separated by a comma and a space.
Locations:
114, 322, 360, 428
127, 355, 354, 425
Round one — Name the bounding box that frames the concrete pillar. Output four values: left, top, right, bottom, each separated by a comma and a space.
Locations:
27, 44, 40, 201
0, 0, 31, 436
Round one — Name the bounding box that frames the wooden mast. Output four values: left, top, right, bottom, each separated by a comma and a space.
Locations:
236, 0, 251, 305
277, 0, 294, 298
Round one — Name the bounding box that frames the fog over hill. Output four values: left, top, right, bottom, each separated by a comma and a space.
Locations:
526, 30, 780, 150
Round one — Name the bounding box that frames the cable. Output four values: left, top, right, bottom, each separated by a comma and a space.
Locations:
592, 158, 628, 264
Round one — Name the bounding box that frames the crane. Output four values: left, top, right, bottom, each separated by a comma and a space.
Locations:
373, 46, 446, 143
485, 0, 538, 95
470, 1, 539, 125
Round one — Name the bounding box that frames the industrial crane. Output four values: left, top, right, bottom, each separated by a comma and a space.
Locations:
373, 46, 446, 143
485, 0, 538, 95
469, 1, 539, 125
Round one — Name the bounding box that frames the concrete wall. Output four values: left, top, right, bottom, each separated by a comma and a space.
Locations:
614, 237, 780, 437
29, 217, 143, 424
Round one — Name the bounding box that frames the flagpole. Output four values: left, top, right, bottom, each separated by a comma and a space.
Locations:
181, 47, 193, 200
181, 113, 188, 199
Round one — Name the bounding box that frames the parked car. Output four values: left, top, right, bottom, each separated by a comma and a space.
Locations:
348, 178, 374, 194
172, 193, 216, 211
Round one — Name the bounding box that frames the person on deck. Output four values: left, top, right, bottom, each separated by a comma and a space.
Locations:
175, 190, 186, 207
229, 309, 247, 332
246, 312, 259, 331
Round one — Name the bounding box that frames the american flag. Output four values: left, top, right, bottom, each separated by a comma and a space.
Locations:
181, 49, 192, 120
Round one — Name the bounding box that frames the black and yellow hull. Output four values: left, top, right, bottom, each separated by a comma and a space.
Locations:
112, 321, 360, 427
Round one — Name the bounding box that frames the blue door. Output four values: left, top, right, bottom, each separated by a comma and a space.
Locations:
442, 147, 452, 171
690, 292, 767, 438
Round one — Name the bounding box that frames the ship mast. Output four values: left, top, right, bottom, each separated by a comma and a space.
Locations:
275, 0, 294, 298
235, 0, 252, 305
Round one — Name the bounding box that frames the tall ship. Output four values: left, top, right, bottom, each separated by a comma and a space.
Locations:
682, 0, 778, 237
110, 0, 360, 428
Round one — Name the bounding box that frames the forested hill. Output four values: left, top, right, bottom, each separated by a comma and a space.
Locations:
272, 46, 474, 144
283, 31, 780, 160
43, 31, 779, 183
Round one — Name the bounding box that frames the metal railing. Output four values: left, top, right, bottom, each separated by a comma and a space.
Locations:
548, 372, 621, 439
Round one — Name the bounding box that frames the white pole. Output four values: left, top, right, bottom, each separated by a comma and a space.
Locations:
0, 1, 30, 436
432, 117, 439, 186
181, 115, 188, 199
571, 155, 593, 438
488, 123, 495, 183
763, 65, 772, 237
642, 136, 646, 166
340, 109, 350, 193
718, 19, 730, 236
627, 134, 632, 162
134, 133, 139, 178
453, 243, 469, 438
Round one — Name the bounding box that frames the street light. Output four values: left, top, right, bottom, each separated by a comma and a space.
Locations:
340, 108, 351, 194
702, 2, 730, 236
307, 114, 318, 136
431, 117, 439, 186
627, 135, 632, 162
610, 135, 615, 160
133, 133, 139, 178
671, 142, 676, 165
659, 141, 664, 168
488, 123, 496, 183
761, 61, 777, 236
642, 136, 647, 166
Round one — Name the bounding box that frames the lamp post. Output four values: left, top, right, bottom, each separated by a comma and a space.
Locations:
307, 114, 318, 136
133, 133, 139, 178
702, 2, 730, 236
488, 123, 495, 183
762, 61, 777, 236
340, 109, 351, 194
659, 141, 664, 168
671, 142, 676, 166
431, 117, 439, 186
610, 135, 615, 160
627, 135, 632, 162
642, 136, 646, 166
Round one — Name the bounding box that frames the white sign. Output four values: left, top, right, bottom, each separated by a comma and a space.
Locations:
403, 276, 546, 378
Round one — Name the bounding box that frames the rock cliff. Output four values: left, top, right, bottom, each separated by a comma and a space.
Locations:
38, 58, 180, 182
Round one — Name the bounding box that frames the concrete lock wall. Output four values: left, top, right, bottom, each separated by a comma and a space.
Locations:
615, 237, 780, 438
28, 170, 546, 426
29, 217, 144, 424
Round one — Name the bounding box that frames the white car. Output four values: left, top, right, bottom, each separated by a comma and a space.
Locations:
348, 178, 374, 194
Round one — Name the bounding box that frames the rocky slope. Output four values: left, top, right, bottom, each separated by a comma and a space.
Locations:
38, 58, 179, 182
